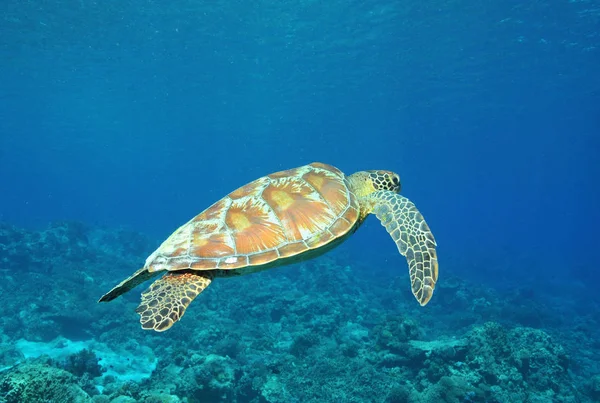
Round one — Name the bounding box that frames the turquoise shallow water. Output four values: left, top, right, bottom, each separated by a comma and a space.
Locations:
0, 0, 599, 402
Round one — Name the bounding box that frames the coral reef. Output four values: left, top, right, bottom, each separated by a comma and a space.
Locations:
173, 353, 238, 401
395, 322, 575, 402
60, 348, 104, 378
0, 358, 91, 403
0, 221, 599, 402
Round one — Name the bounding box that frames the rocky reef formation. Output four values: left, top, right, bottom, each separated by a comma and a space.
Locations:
0, 358, 91, 403
0, 221, 598, 402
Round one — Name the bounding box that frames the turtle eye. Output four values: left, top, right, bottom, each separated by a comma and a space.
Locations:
392, 176, 399, 185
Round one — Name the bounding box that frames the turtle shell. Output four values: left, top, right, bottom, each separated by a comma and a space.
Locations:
145, 162, 360, 273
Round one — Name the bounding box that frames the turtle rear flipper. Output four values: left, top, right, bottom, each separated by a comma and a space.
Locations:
369, 191, 438, 306
99, 267, 158, 302
136, 272, 213, 332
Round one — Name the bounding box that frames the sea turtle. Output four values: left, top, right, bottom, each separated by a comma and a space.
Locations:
99, 162, 438, 331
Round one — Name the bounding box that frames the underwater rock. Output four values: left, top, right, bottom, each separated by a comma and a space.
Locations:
372, 316, 424, 355
290, 331, 322, 358
260, 374, 295, 403
60, 347, 104, 378
0, 344, 23, 372
138, 392, 182, 403
589, 374, 600, 400
408, 337, 468, 361
468, 323, 570, 390
172, 353, 238, 401
408, 322, 577, 402
0, 220, 155, 341
0, 222, 93, 274
0, 221, 152, 276
0, 360, 92, 403
20, 315, 62, 342
384, 383, 412, 403
14, 337, 157, 385
108, 397, 136, 403
406, 375, 484, 403
1, 220, 598, 402
338, 321, 369, 344
0, 224, 34, 271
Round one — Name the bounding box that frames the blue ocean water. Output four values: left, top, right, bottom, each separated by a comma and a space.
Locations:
0, 1, 599, 402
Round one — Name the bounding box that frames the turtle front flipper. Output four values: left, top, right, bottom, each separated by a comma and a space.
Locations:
368, 191, 438, 306
135, 272, 214, 332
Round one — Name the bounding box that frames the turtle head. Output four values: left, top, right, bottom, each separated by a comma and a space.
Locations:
368, 170, 401, 193
347, 170, 401, 198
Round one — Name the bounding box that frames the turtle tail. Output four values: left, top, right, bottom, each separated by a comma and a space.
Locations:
98, 267, 159, 302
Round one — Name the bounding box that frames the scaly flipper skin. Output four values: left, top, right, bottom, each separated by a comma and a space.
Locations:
135, 272, 213, 332
98, 267, 158, 302
367, 191, 438, 305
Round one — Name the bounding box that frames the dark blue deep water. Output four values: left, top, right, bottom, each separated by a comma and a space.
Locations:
0, 1, 599, 402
